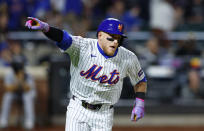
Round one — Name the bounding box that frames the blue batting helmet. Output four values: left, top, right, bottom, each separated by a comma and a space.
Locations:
97, 18, 127, 38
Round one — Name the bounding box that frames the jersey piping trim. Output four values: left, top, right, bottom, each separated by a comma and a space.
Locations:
55, 31, 72, 51
139, 76, 147, 83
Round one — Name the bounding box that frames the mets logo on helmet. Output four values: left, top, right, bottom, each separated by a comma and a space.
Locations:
118, 24, 123, 32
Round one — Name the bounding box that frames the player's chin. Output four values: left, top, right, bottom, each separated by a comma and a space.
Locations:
106, 50, 116, 56
107, 47, 116, 55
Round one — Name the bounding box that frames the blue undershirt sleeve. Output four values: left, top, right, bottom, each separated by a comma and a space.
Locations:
138, 76, 147, 83
55, 31, 72, 51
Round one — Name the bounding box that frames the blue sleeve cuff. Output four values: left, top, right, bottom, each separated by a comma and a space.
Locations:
55, 31, 72, 51
139, 76, 147, 83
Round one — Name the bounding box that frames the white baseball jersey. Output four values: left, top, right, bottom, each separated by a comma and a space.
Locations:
63, 35, 145, 105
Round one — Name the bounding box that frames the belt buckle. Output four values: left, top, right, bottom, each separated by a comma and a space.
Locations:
95, 105, 101, 110
82, 101, 88, 109
82, 101, 101, 111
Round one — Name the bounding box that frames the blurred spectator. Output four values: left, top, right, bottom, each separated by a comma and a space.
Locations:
26, 0, 51, 19
9, 40, 27, 64
50, 0, 66, 13
174, 33, 202, 99
64, 0, 83, 16
139, 36, 174, 68
0, 2, 8, 29
0, 3, 8, 42
150, 0, 176, 32
139, 37, 159, 68
0, 13, 8, 42
63, 13, 90, 36
46, 10, 65, 29
84, 0, 102, 14
59, 0, 92, 36
187, 0, 204, 24
137, 0, 150, 23
5, 0, 27, 30
173, 2, 185, 27
0, 56, 36, 130
82, 0, 111, 30
106, 0, 125, 20
123, 5, 143, 31
91, 0, 110, 18
0, 42, 12, 67
2, 0, 204, 33
157, 44, 174, 67
150, 0, 176, 49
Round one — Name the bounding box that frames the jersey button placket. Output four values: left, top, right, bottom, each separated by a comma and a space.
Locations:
101, 60, 105, 73
98, 59, 105, 83
104, 59, 110, 69
103, 59, 109, 76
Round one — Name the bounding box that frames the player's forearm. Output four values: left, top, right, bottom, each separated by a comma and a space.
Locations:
134, 82, 147, 100
44, 27, 63, 42
44, 27, 72, 50
134, 82, 147, 93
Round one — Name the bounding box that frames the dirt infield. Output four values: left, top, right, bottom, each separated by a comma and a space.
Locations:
2, 126, 204, 131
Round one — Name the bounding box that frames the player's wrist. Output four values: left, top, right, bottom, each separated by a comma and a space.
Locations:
134, 92, 145, 108
134, 98, 144, 109
42, 22, 50, 32
135, 92, 145, 100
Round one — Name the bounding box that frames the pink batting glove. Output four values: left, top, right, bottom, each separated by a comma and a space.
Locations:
131, 98, 145, 122
25, 17, 49, 32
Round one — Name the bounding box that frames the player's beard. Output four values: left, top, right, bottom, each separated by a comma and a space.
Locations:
104, 45, 117, 56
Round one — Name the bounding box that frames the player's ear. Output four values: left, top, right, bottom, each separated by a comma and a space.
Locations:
98, 31, 102, 38
98, 32, 104, 44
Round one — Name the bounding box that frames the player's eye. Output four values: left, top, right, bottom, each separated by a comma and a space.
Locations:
106, 37, 115, 42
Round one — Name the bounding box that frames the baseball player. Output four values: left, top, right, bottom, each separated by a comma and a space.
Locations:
25, 17, 147, 131
0, 56, 36, 130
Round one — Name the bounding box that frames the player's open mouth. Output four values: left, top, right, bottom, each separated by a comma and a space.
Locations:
110, 46, 116, 49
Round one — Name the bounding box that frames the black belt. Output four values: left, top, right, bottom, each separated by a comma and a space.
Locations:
72, 95, 113, 110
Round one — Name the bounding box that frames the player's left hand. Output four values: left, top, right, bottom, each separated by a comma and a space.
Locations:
131, 98, 144, 122
25, 17, 49, 32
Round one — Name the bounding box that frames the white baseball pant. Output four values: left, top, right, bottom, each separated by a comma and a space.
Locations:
65, 97, 114, 131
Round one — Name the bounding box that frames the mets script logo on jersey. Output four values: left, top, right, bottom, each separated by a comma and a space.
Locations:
80, 64, 120, 85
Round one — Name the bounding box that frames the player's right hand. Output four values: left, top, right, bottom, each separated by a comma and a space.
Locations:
25, 17, 49, 32
131, 98, 145, 122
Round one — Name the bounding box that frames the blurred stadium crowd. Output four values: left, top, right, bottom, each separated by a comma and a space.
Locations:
0, 0, 204, 33
1, 0, 204, 130
1, 0, 204, 100
0, 0, 204, 112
